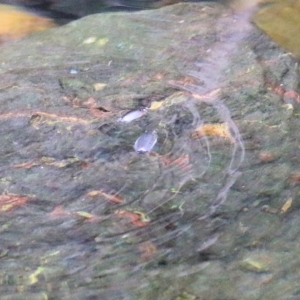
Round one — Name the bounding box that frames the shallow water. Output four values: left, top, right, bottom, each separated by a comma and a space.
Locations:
0, 1, 299, 300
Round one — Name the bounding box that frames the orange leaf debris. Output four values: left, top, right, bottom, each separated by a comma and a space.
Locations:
114, 210, 150, 227
13, 160, 38, 169
151, 153, 192, 171
74, 211, 101, 222
0, 4, 56, 41
138, 241, 157, 259
49, 205, 70, 217
0, 191, 30, 212
190, 123, 232, 141
259, 151, 276, 163
289, 173, 300, 184
280, 198, 293, 214
86, 190, 124, 204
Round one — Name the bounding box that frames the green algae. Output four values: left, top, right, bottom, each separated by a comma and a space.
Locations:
253, 0, 300, 58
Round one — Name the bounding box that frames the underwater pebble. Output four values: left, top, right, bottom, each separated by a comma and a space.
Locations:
134, 130, 158, 154
119, 107, 148, 123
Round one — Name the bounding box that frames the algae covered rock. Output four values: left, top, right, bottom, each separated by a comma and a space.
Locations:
253, 0, 300, 58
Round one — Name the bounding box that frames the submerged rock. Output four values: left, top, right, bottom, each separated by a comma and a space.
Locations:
0, 2, 299, 300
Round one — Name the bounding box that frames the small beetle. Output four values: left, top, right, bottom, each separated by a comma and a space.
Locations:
119, 107, 148, 123
134, 130, 158, 154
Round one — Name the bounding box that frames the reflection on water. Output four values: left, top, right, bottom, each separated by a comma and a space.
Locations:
79, 81, 246, 297
67, 6, 248, 296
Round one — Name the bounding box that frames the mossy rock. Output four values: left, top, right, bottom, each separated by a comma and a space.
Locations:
253, 0, 300, 58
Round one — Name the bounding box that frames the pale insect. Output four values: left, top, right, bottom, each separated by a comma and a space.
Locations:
119, 107, 148, 123
134, 130, 158, 154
